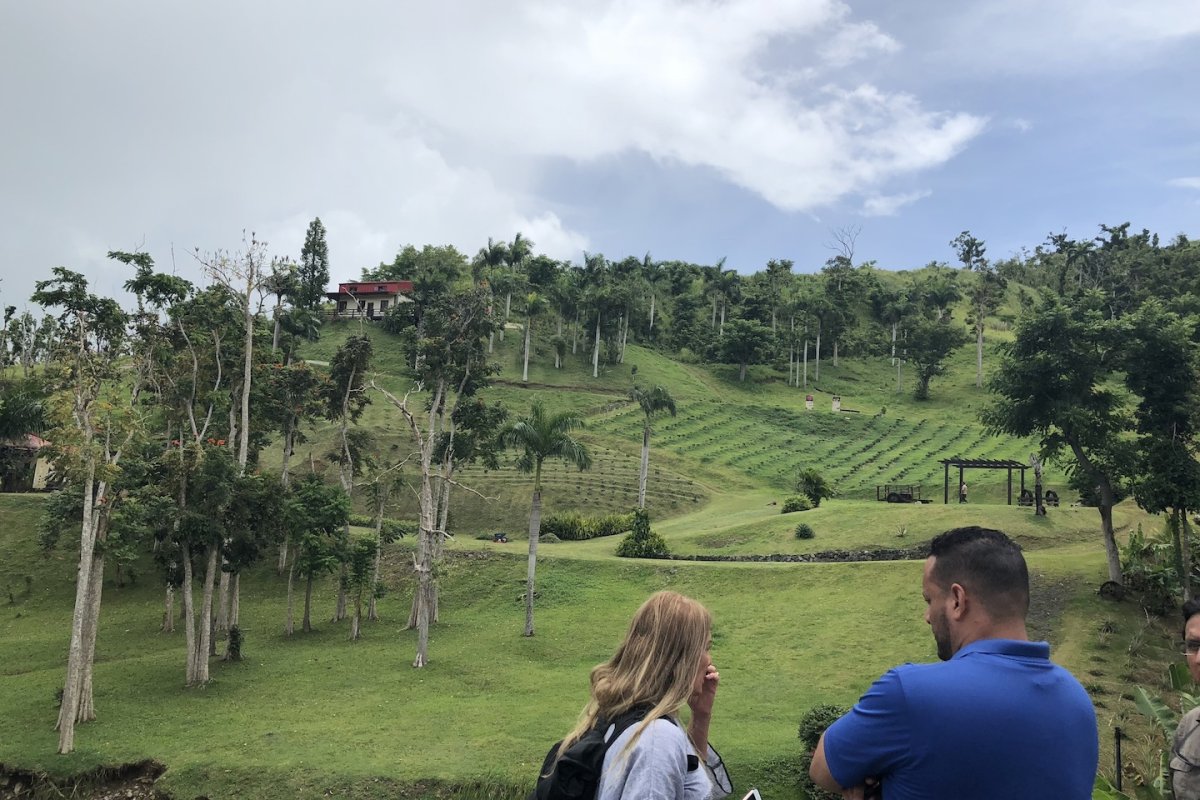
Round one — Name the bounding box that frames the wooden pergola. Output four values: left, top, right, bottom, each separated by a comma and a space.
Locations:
940, 457, 1028, 505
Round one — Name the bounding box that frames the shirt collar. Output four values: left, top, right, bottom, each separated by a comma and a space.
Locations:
952, 638, 1050, 660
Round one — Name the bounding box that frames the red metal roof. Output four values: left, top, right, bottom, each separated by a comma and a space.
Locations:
330, 280, 413, 295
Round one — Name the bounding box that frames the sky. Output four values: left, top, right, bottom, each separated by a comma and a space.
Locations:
2, 0, 1198, 310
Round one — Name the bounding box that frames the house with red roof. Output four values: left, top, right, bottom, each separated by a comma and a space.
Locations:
325, 280, 413, 320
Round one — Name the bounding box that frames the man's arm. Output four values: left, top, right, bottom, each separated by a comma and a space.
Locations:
810, 731, 844, 794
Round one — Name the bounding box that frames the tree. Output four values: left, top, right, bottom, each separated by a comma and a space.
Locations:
719, 319, 771, 381
295, 217, 330, 311
373, 285, 496, 667
982, 296, 1133, 583
323, 334, 373, 621
615, 508, 669, 558
500, 402, 592, 637
905, 316, 968, 400
1123, 301, 1200, 600
33, 264, 141, 754
521, 292, 546, 383
629, 385, 676, 509
795, 468, 835, 508
345, 537, 378, 641
286, 475, 350, 635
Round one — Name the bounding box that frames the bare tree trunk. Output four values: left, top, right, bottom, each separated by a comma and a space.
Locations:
229, 573, 240, 628
162, 584, 175, 633
833, 340, 839, 367
333, 564, 348, 623
368, 494, 386, 622
278, 418, 295, 574
572, 310, 579, 354
555, 316, 563, 369
815, 330, 822, 382
638, 425, 651, 509
501, 292, 510, 340
719, 302, 726, 337
182, 544, 198, 685
56, 466, 99, 754
76, 549, 105, 723
350, 596, 362, 641
522, 316, 532, 383
803, 340, 808, 388
891, 322, 897, 365
525, 481, 542, 637
648, 294, 656, 333
193, 545, 218, 686
711, 297, 717, 329
303, 574, 314, 633
285, 551, 296, 636
592, 314, 601, 378
216, 571, 230, 634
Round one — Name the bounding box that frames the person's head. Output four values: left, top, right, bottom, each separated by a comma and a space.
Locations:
923, 527, 1030, 660
557, 591, 712, 758
1181, 599, 1200, 682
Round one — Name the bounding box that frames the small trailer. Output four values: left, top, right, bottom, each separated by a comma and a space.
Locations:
877, 484, 922, 503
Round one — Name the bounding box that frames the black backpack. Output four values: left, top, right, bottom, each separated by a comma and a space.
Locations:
528, 706, 656, 800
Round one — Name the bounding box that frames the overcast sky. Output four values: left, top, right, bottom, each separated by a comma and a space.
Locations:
2, 1, 1198, 309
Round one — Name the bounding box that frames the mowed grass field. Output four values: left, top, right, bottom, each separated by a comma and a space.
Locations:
0, 315, 1185, 798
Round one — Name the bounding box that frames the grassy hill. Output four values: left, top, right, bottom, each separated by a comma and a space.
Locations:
0, 316, 1184, 799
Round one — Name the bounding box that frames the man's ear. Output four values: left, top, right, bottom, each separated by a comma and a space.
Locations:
949, 583, 969, 619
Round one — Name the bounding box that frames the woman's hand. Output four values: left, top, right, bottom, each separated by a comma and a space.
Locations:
689, 662, 720, 718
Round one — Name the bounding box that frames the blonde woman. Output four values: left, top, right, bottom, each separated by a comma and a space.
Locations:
553, 591, 732, 800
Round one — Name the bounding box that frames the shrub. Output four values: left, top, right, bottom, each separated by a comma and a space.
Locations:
347, 515, 416, 542
542, 512, 634, 541
781, 495, 812, 514
797, 704, 848, 800
616, 509, 670, 559
795, 468, 835, 508
794, 523, 815, 540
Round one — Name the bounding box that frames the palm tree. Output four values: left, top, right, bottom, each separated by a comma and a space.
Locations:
521, 292, 546, 383
501, 402, 592, 636
630, 385, 676, 509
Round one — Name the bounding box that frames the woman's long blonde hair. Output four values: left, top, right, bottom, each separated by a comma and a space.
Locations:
555, 591, 712, 763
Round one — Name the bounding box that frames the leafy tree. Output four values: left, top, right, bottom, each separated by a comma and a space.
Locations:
1123, 301, 1200, 600
983, 296, 1133, 582
719, 319, 771, 381
905, 316, 968, 400
616, 508, 669, 558
373, 285, 497, 666
286, 475, 350, 635
295, 217, 330, 311
345, 537, 379, 641
33, 264, 142, 753
629, 384, 676, 509
500, 401, 592, 637
795, 468, 835, 508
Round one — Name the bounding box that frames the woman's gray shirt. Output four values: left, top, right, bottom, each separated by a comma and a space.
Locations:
596, 718, 731, 800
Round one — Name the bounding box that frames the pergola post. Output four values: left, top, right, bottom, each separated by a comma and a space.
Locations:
944, 461, 949, 504
1007, 467, 1013, 505
958, 465, 965, 504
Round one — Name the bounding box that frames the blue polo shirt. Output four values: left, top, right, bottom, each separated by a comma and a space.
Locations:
822, 639, 1098, 799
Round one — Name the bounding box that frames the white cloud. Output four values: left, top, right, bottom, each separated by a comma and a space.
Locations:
819, 21, 902, 67
861, 190, 932, 217
1009, 118, 1034, 133
1169, 177, 1200, 190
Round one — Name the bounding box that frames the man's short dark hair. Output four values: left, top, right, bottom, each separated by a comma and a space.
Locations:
929, 526, 1029, 620
1181, 598, 1200, 639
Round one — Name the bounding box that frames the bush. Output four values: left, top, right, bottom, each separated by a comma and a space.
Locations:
781, 495, 812, 514
795, 468, 835, 508
794, 523, 815, 540
797, 704, 848, 800
542, 512, 634, 541
347, 514, 416, 543
616, 509, 670, 559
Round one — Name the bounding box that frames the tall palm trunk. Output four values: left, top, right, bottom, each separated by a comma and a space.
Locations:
815, 328, 822, 382
648, 294, 656, 333
975, 322, 984, 388
638, 424, 651, 509
522, 316, 532, 382
592, 313, 601, 378
524, 464, 544, 637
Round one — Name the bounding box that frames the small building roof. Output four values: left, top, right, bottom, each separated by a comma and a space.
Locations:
939, 457, 1027, 469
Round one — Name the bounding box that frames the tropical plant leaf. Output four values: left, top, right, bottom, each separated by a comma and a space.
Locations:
1134, 685, 1179, 736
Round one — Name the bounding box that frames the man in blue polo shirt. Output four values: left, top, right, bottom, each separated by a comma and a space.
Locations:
809, 526, 1098, 799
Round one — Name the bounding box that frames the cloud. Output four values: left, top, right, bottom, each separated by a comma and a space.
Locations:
380, 1, 984, 213
1009, 118, 1034, 133
1169, 177, 1200, 190
861, 190, 932, 217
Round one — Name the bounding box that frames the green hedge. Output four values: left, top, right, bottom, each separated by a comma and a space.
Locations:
541, 512, 635, 541
348, 514, 418, 542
